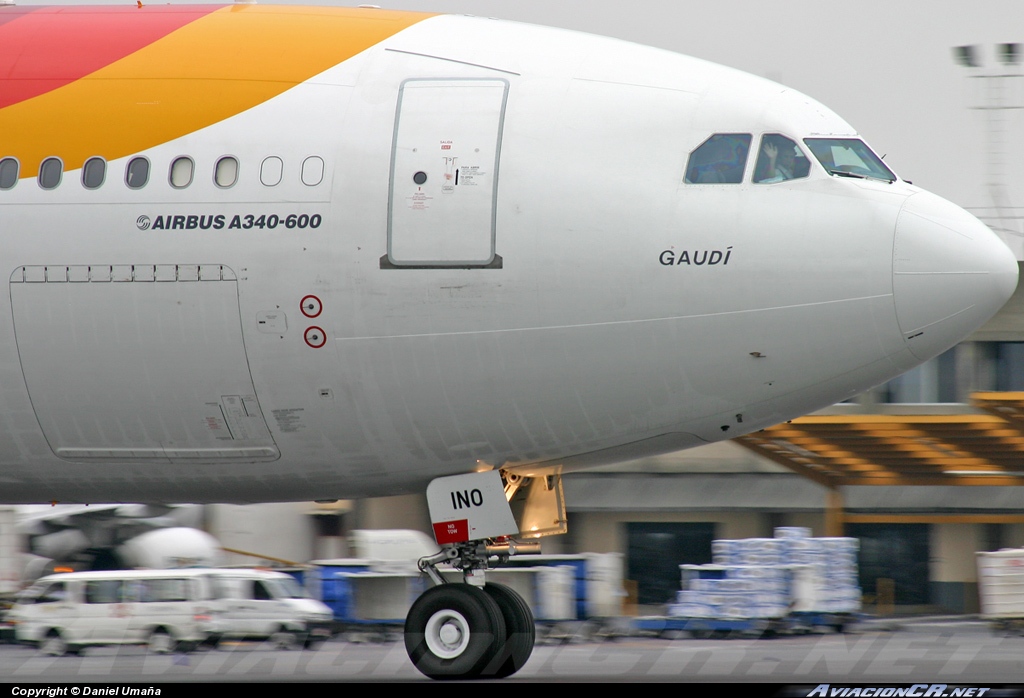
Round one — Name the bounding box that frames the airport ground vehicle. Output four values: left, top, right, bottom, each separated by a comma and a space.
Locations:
9, 568, 333, 654
8, 569, 214, 655
202, 569, 333, 649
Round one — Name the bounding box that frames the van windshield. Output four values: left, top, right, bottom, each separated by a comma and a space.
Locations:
17, 581, 68, 604
268, 577, 309, 599
803, 138, 896, 183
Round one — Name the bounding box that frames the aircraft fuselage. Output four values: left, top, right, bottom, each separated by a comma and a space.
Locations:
0, 5, 1015, 502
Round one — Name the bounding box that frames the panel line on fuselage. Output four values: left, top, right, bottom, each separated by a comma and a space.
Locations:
336, 292, 894, 342
384, 48, 521, 76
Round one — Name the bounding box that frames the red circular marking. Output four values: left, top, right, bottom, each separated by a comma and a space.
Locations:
304, 326, 326, 349
300, 294, 322, 318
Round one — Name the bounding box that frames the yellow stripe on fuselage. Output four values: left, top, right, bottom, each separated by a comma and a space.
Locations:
1, 5, 434, 178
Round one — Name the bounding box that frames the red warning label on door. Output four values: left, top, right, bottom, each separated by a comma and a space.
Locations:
433, 519, 469, 544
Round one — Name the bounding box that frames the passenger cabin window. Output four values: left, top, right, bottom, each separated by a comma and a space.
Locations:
0, 158, 18, 190
170, 157, 194, 189
301, 156, 324, 186
754, 135, 809, 183
215, 156, 238, 188
85, 580, 123, 604
804, 138, 896, 182
82, 157, 106, 190
260, 157, 283, 186
685, 134, 751, 184
126, 157, 150, 189
38, 158, 63, 190
136, 578, 189, 602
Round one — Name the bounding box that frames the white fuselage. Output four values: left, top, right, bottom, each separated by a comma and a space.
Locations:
0, 12, 1016, 503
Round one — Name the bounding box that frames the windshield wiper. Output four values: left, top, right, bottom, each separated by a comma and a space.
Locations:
828, 169, 866, 179
828, 169, 893, 183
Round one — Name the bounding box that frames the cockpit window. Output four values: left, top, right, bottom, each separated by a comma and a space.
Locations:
685, 133, 751, 184
754, 134, 809, 183
804, 138, 896, 183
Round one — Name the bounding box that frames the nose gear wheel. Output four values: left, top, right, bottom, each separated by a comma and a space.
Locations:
405, 584, 506, 679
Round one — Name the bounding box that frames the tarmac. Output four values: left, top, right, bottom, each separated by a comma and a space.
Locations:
856, 614, 994, 632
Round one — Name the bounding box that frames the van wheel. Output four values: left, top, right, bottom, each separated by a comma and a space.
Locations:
270, 627, 296, 650
40, 631, 67, 657
148, 629, 175, 654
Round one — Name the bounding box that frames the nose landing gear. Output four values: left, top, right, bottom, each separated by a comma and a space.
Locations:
404, 470, 543, 679
405, 579, 535, 679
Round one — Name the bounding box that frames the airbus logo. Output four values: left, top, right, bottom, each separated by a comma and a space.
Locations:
136, 215, 151, 231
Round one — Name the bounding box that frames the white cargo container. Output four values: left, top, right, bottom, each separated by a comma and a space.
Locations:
0, 507, 20, 595
977, 548, 1024, 628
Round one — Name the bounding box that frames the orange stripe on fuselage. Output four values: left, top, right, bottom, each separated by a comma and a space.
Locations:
0, 5, 434, 178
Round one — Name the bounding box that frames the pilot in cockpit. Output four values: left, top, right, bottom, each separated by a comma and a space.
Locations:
755, 134, 808, 183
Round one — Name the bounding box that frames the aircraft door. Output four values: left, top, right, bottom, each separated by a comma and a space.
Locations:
386, 78, 508, 268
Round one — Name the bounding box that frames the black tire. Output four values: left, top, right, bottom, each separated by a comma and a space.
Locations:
40, 631, 67, 657
481, 583, 535, 678
302, 634, 325, 650
147, 629, 175, 654
270, 626, 297, 650
405, 584, 506, 680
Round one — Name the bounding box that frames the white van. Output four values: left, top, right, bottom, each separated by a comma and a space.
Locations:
202, 569, 333, 649
9, 569, 215, 655
10, 568, 334, 655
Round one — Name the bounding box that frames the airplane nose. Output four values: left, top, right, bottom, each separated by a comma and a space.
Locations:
894, 190, 1019, 361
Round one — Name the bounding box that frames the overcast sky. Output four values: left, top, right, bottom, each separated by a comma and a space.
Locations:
14, 1, 1024, 245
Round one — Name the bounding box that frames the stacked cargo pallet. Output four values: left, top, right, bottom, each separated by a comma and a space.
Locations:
669, 527, 861, 619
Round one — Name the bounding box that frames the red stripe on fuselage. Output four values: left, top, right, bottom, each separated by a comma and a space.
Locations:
0, 5, 222, 110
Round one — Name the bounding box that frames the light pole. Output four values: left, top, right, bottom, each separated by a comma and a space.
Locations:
952, 43, 1023, 248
